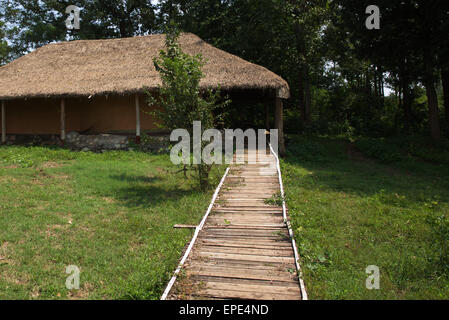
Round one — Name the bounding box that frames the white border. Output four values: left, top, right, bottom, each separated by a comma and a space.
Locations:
160, 167, 230, 300
269, 143, 308, 300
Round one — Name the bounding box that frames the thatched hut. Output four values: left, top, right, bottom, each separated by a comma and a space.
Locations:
0, 33, 289, 152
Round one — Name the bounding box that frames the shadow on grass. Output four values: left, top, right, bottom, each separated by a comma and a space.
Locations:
283, 137, 449, 207
111, 174, 160, 184
108, 174, 202, 208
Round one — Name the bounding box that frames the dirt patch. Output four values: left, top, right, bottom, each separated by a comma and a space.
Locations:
44, 223, 70, 239
346, 143, 376, 164
2, 271, 29, 285
67, 282, 94, 299
3, 164, 19, 169
102, 197, 117, 204
0, 242, 14, 266
41, 161, 63, 169
30, 288, 41, 299
54, 174, 70, 180
129, 239, 145, 252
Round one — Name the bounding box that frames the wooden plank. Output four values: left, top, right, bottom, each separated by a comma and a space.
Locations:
188, 269, 297, 284
193, 289, 299, 300
207, 215, 283, 223
190, 257, 294, 269
174, 224, 197, 229
219, 192, 277, 197
198, 239, 291, 248
209, 212, 283, 218
202, 228, 288, 236
186, 259, 294, 271
201, 232, 288, 239
219, 197, 267, 201
199, 246, 293, 257
198, 238, 292, 249
192, 275, 298, 288
198, 281, 300, 295
213, 207, 282, 211
197, 252, 295, 264
204, 223, 285, 229
226, 177, 279, 182
199, 235, 286, 242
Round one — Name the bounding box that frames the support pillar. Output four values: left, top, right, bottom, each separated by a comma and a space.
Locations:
135, 94, 141, 144
275, 96, 285, 156
1, 101, 5, 144
265, 102, 270, 130
60, 98, 66, 144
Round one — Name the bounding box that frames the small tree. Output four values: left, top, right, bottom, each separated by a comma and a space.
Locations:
147, 26, 229, 190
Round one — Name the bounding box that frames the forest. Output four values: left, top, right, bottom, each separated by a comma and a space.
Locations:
1, 0, 448, 142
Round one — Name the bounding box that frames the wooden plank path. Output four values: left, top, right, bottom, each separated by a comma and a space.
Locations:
163, 148, 305, 300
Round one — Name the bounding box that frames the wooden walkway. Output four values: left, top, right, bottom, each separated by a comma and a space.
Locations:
164, 148, 305, 300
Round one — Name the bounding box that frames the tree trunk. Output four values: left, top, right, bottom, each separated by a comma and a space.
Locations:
275, 97, 286, 156
401, 76, 412, 134
424, 60, 440, 140
303, 65, 312, 127
442, 67, 449, 129
298, 65, 311, 129
295, 20, 311, 130
298, 67, 306, 127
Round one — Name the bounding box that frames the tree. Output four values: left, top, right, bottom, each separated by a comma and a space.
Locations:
331, 0, 448, 140
1, 0, 157, 57
286, 0, 329, 129
80, 0, 157, 39
147, 25, 229, 190
1, 0, 68, 58
0, 11, 10, 65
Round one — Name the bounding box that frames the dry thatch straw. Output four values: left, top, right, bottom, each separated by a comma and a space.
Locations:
0, 33, 290, 100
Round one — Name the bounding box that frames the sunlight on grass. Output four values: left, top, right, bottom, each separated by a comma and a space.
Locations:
0, 146, 223, 299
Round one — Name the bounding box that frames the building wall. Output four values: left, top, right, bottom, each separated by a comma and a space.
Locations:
1, 94, 160, 135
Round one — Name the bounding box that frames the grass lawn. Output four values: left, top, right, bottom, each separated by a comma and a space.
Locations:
0, 146, 222, 299
282, 135, 449, 299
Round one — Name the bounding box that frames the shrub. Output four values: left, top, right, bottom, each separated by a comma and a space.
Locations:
146, 25, 229, 190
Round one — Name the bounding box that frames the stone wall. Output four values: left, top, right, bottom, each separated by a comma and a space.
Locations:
66, 131, 129, 152
2, 131, 172, 153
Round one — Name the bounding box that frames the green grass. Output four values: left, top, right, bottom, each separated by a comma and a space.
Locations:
0, 146, 223, 299
283, 135, 449, 299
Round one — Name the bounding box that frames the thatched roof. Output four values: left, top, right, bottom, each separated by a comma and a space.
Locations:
0, 33, 290, 100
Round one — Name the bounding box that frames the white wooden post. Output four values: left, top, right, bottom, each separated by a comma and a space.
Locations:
1, 100, 5, 144
275, 94, 285, 156
135, 94, 141, 144
60, 98, 66, 143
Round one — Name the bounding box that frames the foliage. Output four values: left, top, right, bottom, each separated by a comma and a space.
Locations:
0, 14, 9, 65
